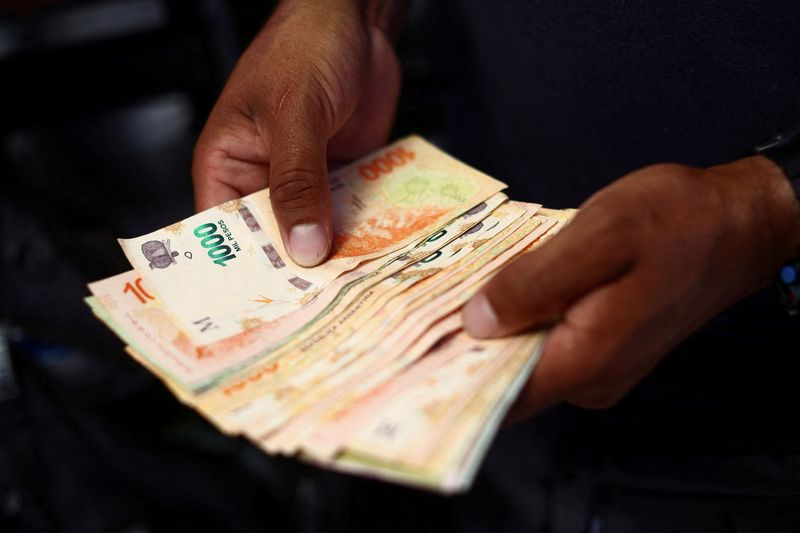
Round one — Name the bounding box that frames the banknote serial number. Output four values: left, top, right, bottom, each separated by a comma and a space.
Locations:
193, 221, 240, 266
358, 146, 415, 181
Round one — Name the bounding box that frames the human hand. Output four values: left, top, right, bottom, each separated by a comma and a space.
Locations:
463, 156, 800, 419
193, 0, 402, 266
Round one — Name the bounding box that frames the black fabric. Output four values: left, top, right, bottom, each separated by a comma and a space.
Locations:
3, 2, 799, 531
447, 0, 800, 206
426, 0, 800, 450
399, 0, 800, 517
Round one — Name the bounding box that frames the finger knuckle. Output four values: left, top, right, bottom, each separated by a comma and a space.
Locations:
561, 327, 625, 388
597, 203, 639, 238
570, 386, 626, 410
636, 162, 689, 176
490, 260, 540, 319
191, 107, 254, 184
591, 351, 629, 390
545, 336, 627, 410
191, 141, 222, 187
269, 170, 325, 212
567, 303, 613, 349
268, 75, 300, 116
587, 203, 652, 261
268, 73, 333, 130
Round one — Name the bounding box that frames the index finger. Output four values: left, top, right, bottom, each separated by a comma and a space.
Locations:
463, 204, 638, 338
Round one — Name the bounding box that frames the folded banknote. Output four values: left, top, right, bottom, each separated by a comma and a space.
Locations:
86, 136, 575, 493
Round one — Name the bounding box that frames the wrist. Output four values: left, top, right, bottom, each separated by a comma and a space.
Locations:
755, 127, 800, 313
706, 156, 800, 281
751, 155, 800, 261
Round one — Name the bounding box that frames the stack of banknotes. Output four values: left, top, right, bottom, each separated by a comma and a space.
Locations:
85, 136, 575, 493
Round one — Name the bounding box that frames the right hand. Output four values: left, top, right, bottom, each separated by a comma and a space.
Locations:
193, 0, 402, 266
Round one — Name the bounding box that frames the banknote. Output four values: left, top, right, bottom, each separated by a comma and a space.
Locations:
249, 211, 532, 451
94, 191, 509, 394
263, 214, 563, 455
415, 334, 545, 491
257, 213, 560, 453
119, 136, 506, 345
317, 334, 544, 492
297, 326, 477, 459
253, 209, 544, 448
199, 203, 529, 436
342, 334, 529, 463
258, 137, 507, 285
273, 210, 563, 458
86, 135, 581, 494
121, 330, 544, 494
190, 208, 510, 409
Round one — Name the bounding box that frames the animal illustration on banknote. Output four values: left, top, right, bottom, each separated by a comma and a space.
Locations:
91, 137, 566, 492
141, 239, 179, 269
332, 208, 446, 257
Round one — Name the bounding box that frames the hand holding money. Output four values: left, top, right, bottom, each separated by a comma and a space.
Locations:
192, 0, 402, 266
88, 136, 575, 492
464, 156, 800, 418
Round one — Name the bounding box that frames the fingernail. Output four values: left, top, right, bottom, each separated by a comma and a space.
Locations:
463, 293, 499, 338
288, 223, 329, 267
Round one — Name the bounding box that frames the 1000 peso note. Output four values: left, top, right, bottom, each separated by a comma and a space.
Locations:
87, 134, 579, 494
265, 214, 562, 456
119, 136, 505, 346
89, 192, 510, 396
231, 205, 537, 445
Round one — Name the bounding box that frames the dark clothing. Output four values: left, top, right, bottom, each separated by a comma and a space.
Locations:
3, 1, 800, 532
433, 0, 800, 449
420, 1, 800, 530
451, 0, 800, 206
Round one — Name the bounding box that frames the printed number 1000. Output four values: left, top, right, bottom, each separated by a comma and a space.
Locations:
193, 223, 237, 266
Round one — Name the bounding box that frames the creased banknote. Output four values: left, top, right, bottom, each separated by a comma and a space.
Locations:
119, 136, 505, 345
87, 135, 578, 494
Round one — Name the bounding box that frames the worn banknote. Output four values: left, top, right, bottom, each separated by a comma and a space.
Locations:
89, 192, 509, 393
119, 136, 505, 346
87, 135, 577, 493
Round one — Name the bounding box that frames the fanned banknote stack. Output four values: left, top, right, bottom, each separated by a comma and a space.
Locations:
85, 136, 575, 493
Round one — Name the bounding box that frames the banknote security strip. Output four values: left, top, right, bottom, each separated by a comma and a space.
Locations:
86, 136, 576, 493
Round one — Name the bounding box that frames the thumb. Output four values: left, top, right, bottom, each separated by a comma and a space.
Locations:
267, 84, 334, 267
462, 206, 636, 337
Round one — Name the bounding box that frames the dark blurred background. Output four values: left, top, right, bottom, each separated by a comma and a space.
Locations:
3, 1, 800, 532
0, 1, 554, 532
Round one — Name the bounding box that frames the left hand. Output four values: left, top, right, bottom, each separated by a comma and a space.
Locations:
462, 156, 800, 419
192, 0, 403, 266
